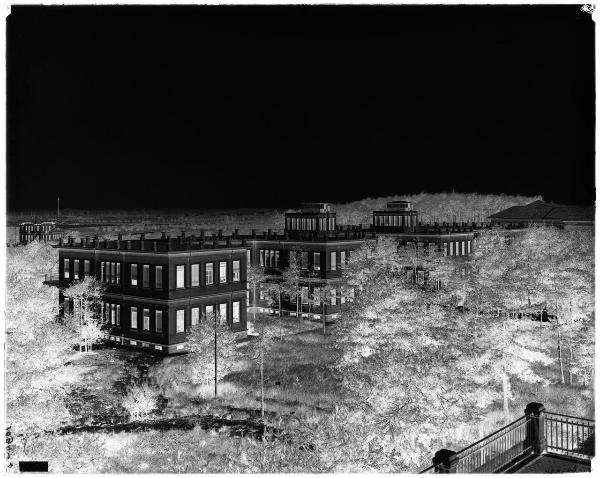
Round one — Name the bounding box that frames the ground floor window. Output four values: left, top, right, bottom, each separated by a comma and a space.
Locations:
191, 307, 200, 326
155, 310, 163, 333
176, 309, 185, 333
219, 303, 227, 324
232, 301, 240, 323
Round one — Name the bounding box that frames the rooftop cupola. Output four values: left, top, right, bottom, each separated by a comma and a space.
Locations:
285, 203, 336, 233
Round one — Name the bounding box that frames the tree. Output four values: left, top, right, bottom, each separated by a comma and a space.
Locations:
62, 277, 105, 353
282, 250, 302, 318
185, 312, 239, 396
241, 315, 278, 417
264, 279, 288, 339
5, 242, 81, 451
247, 264, 267, 324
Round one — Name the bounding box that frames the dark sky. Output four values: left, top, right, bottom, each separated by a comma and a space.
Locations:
6, 5, 595, 211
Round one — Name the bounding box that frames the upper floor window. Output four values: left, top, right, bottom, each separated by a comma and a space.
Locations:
111, 262, 116, 283
313, 252, 321, 271
116, 263, 121, 284
143, 308, 150, 330
155, 265, 163, 290
259, 250, 265, 267
176, 309, 185, 333
232, 260, 240, 282
130, 264, 138, 286
143, 265, 150, 288
330, 252, 336, 271
64, 258, 70, 279
467, 240, 472, 254
461, 241, 466, 255
205, 263, 214, 285
191, 264, 200, 287
340, 251, 346, 265
74, 260, 80, 280
219, 262, 227, 283
176, 265, 185, 289
83, 259, 90, 277
455, 241, 460, 256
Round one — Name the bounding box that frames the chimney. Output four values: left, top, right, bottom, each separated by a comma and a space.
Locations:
226, 237, 232, 247
116, 239, 121, 250
118, 233, 123, 241
166, 238, 171, 252
213, 237, 219, 248
140, 233, 145, 241
104, 239, 109, 248
152, 241, 158, 251
218, 229, 223, 239
161, 231, 166, 240
268, 228, 272, 237
252, 229, 257, 238
126, 240, 132, 250
181, 230, 186, 239
140, 239, 145, 251
85, 236, 90, 245
263, 231, 267, 239
200, 231, 205, 239
59, 237, 64, 246
234, 228, 239, 237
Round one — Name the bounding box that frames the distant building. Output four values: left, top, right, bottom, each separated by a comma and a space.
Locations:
6, 226, 19, 245
488, 200, 594, 229
369, 201, 477, 259
19, 221, 62, 244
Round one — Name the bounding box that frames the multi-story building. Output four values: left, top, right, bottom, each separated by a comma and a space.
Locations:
19, 221, 62, 244
246, 203, 372, 320
58, 233, 248, 354
56, 201, 482, 353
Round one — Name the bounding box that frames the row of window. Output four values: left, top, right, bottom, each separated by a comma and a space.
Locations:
259, 285, 355, 305
285, 217, 336, 231
63, 259, 241, 288
374, 214, 418, 227
443, 240, 471, 257
259, 250, 349, 271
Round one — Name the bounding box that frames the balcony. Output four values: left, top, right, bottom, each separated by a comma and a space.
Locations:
420, 402, 594, 473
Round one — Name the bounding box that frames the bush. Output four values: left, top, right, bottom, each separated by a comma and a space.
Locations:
122, 383, 160, 422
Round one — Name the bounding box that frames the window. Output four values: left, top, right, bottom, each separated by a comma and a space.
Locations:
443, 243, 448, 256
330, 251, 336, 270
155, 310, 162, 333
191, 264, 200, 287
176, 265, 185, 288
64, 258, 70, 279
232, 260, 240, 282
191, 307, 200, 326
301, 287, 309, 304
205, 305, 214, 320
247, 250, 251, 265
143, 265, 150, 288
313, 252, 321, 270
106, 262, 111, 283
74, 260, 80, 280
340, 251, 346, 265
461, 241, 466, 255
219, 303, 227, 323
341, 287, 346, 304
131, 307, 138, 329
111, 304, 116, 325
467, 240, 471, 254
143, 309, 150, 330
233, 301, 240, 323
84, 259, 90, 276
205, 263, 214, 285
260, 250, 265, 267
301, 252, 308, 269
219, 262, 227, 283
176, 310, 185, 333
449, 242, 454, 256
155, 265, 163, 289
274, 251, 279, 268
131, 264, 138, 286
116, 263, 121, 284
330, 291, 336, 306
116, 305, 121, 326
111, 262, 116, 283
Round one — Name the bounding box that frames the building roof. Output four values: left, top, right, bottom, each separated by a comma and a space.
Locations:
488, 200, 594, 223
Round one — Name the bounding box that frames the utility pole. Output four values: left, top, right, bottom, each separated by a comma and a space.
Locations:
214, 312, 218, 397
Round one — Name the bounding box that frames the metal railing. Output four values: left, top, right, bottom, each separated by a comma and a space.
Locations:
454, 415, 532, 473
419, 404, 594, 473
545, 412, 595, 459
